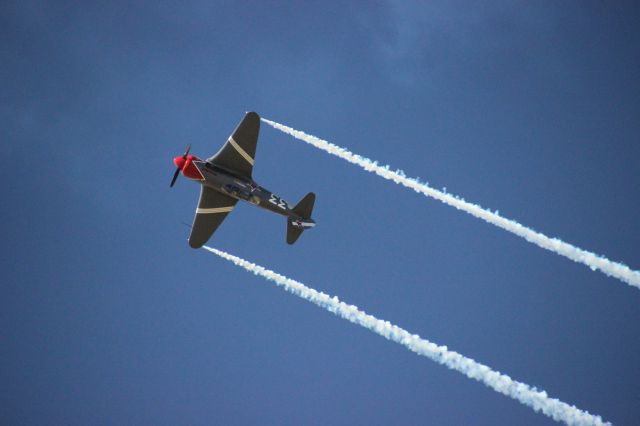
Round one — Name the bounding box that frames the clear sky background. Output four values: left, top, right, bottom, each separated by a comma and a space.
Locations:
2, 1, 639, 425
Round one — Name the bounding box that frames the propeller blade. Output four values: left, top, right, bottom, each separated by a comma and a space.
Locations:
170, 167, 181, 187
170, 144, 191, 187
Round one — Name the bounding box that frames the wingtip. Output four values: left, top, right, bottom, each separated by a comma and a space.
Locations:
188, 239, 204, 249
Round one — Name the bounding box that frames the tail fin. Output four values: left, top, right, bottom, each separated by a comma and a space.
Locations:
292, 192, 315, 219
286, 192, 316, 245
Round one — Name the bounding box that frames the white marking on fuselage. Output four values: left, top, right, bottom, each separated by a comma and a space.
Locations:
291, 220, 315, 229
228, 137, 254, 165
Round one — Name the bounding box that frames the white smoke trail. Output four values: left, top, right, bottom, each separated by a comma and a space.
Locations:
203, 246, 608, 425
262, 118, 640, 290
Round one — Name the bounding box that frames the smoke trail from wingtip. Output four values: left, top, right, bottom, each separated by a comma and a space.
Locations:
261, 118, 640, 290
203, 246, 609, 426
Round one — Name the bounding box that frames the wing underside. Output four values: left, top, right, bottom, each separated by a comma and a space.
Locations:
208, 111, 260, 180
189, 186, 238, 248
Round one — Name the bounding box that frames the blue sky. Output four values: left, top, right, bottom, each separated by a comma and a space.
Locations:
2, 1, 639, 425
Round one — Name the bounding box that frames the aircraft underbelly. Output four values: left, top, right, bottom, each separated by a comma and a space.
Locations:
201, 173, 289, 217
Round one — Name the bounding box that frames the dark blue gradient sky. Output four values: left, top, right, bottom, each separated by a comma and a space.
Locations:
2, 2, 639, 425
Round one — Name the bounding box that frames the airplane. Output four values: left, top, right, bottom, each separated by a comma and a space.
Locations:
170, 111, 316, 248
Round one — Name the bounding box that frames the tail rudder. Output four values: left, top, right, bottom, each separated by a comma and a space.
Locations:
286, 192, 316, 245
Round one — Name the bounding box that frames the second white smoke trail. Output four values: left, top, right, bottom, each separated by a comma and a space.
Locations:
261, 118, 639, 290
203, 246, 608, 426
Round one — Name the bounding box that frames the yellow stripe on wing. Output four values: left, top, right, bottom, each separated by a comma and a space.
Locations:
228, 137, 254, 165
196, 206, 234, 214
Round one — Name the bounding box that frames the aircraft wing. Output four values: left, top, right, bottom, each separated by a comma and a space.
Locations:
208, 111, 260, 180
189, 186, 238, 248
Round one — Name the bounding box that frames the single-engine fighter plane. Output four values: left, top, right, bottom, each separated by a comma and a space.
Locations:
170, 111, 316, 247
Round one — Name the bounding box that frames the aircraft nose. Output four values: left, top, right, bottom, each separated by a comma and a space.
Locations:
173, 156, 186, 170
